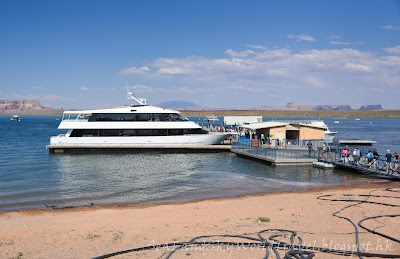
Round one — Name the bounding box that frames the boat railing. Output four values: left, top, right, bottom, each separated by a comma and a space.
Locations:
61, 114, 90, 122
62, 118, 89, 122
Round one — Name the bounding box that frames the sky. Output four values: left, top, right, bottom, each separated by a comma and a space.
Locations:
1, 0, 400, 109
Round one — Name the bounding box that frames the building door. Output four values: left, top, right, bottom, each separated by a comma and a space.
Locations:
277, 131, 283, 140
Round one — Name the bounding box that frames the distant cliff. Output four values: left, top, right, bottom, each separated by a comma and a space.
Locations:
0, 100, 59, 115
359, 105, 382, 110
254, 103, 352, 111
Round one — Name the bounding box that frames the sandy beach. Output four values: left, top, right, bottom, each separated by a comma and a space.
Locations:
1, 182, 399, 259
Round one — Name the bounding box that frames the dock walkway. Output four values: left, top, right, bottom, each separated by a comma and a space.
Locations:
231, 141, 317, 166
231, 141, 400, 180
319, 149, 400, 181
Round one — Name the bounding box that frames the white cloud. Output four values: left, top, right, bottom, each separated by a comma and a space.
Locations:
131, 84, 153, 93
227, 85, 264, 93
246, 45, 267, 50
119, 66, 150, 75
225, 49, 255, 58
384, 45, 400, 54
304, 76, 326, 88
330, 41, 363, 45
164, 87, 205, 94
120, 46, 400, 107
288, 34, 316, 42
344, 63, 372, 72
383, 25, 400, 30
80, 86, 89, 91
158, 67, 191, 75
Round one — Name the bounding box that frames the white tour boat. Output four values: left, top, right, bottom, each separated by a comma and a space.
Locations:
203, 116, 219, 122
10, 115, 20, 121
309, 121, 338, 142
290, 120, 338, 142
50, 93, 230, 146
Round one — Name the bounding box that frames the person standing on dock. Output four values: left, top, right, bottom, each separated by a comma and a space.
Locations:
367, 150, 373, 166
353, 148, 358, 166
260, 133, 265, 145
386, 150, 392, 175
341, 148, 348, 163
370, 150, 379, 169
322, 144, 327, 159
394, 152, 399, 172
306, 141, 313, 157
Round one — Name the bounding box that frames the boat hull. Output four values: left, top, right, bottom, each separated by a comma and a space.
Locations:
50, 133, 230, 146
324, 132, 338, 142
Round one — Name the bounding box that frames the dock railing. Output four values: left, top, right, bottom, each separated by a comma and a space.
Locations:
317, 147, 400, 176
232, 140, 317, 160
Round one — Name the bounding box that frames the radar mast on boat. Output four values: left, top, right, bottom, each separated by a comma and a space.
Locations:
127, 92, 147, 106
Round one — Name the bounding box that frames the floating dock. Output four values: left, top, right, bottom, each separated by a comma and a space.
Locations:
232, 149, 317, 166
338, 140, 376, 146
47, 144, 231, 153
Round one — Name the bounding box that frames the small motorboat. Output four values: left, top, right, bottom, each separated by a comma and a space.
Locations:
355, 118, 360, 121
334, 121, 339, 124
10, 115, 20, 121
204, 116, 219, 122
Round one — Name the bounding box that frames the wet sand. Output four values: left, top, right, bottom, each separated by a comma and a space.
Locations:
0, 182, 399, 259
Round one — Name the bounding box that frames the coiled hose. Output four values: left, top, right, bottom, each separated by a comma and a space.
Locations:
93, 187, 400, 259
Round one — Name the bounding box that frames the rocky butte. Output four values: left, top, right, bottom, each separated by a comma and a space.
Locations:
0, 100, 59, 115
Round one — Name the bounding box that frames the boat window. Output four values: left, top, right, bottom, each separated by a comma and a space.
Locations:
68, 128, 206, 137
183, 128, 208, 134
122, 114, 136, 121
135, 113, 150, 121
152, 129, 168, 136
150, 113, 166, 121
83, 130, 99, 136
107, 114, 123, 121
168, 129, 184, 135
136, 129, 152, 136
88, 113, 187, 122
121, 129, 136, 136
89, 113, 109, 121
70, 129, 84, 137
102, 130, 119, 136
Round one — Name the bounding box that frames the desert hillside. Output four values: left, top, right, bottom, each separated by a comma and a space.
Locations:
0, 100, 61, 115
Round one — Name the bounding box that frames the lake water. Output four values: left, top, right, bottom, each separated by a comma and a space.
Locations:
0, 115, 397, 211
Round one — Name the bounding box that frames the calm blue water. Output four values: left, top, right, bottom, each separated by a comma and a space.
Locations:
0, 115, 397, 211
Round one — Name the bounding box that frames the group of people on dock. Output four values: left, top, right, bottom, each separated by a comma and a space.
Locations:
340, 146, 399, 175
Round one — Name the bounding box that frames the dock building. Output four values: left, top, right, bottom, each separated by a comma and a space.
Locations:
239, 121, 325, 142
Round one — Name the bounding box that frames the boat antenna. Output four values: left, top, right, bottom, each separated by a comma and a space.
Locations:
127, 92, 147, 105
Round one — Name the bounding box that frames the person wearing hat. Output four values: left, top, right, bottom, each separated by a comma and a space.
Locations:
386, 150, 392, 175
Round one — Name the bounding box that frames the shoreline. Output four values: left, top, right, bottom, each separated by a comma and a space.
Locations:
1, 181, 399, 258
0, 180, 393, 216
